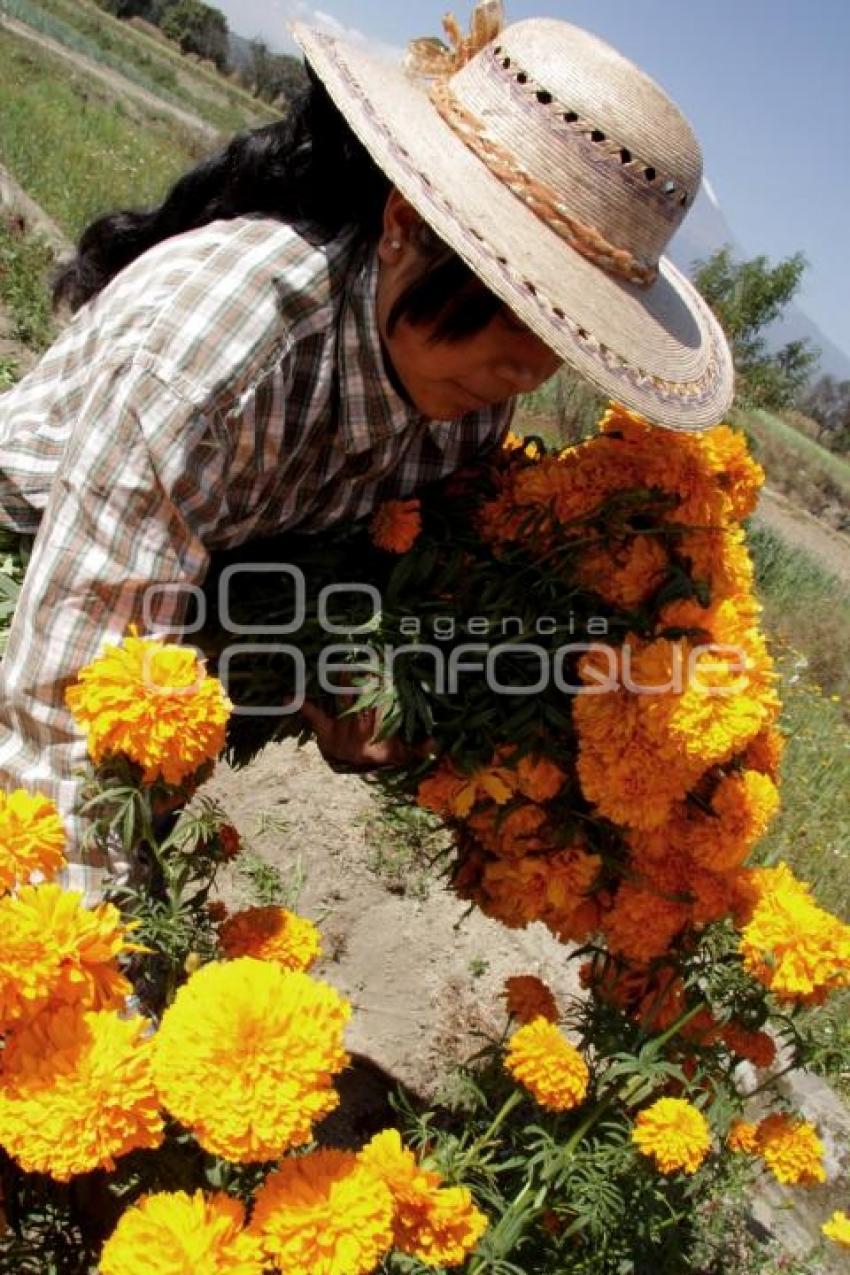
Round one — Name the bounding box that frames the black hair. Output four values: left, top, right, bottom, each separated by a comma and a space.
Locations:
52, 67, 503, 341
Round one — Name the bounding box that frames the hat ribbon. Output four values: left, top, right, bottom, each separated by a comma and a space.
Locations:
405, 3, 658, 289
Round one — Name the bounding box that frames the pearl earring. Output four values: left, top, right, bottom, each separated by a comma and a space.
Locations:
389, 238, 401, 250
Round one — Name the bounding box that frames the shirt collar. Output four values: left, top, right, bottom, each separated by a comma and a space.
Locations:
336, 242, 425, 454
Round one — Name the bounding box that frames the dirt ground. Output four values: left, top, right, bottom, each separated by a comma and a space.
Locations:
205, 737, 583, 1101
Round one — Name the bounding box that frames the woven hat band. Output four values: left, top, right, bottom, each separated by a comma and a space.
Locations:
429, 78, 657, 288
437, 21, 701, 280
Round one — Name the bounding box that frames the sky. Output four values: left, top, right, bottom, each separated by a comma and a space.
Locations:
214, 0, 850, 361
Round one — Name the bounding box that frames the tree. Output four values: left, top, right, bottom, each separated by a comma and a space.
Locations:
160, 0, 229, 70
797, 374, 850, 454
692, 246, 820, 411
244, 38, 308, 103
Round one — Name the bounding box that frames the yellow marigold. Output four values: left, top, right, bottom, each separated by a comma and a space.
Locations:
822, 1209, 850, 1250
0, 788, 66, 893
755, 1112, 826, 1186
65, 626, 231, 785
502, 975, 558, 1024
417, 756, 517, 818
369, 498, 422, 553
739, 863, 850, 1003
575, 534, 669, 610
100, 1190, 263, 1275
504, 1017, 589, 1111
0, 1006, 163, 1180
681, 770, 779, 874
218, 906, 321, 972
0, 883, 135, 1031
727, 1120, 760, 1154
359, 1128, 487, 1267
152, 958, 350, 1162
514, 754, 566, 802
249, 1148, 394, 1275
632, 1097, 712, 1174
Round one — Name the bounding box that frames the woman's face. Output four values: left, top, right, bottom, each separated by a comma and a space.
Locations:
375, 193, 561, 420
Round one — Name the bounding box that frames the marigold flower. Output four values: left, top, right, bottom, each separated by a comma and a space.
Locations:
99, 1190, 263, 1275
217, 823, 241, 861
575, 534, 669, 610
721, 1022, 776, 1069
369, 498, 422, 553
0, 883, 135, 1030
469, 847, 601, 936
741, 724, 787, 780
219, 906, 321, 972
0, 788, 66, 893
0, 1006, 163, 1180
468, 803, 548, 859
822, 1209, 850, 1249
65, 626, 231, 785
600, 883, 690, 966
727, 1120, 760, 1154
505, 1017, 589, 1111
359, 1129, 487, 1267
250, 1148, 394, 1275
152, 958, 350, 1161
754, 1113, 826, 1186
739, 863, 850, 1003
417, 756, 517, 818
632, 1097, 711, 1174
502, 975, 559, 1025
514, 755, 566, 802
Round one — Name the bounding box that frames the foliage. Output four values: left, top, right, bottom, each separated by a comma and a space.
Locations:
159, 0, 228, 70
797, 373, 850, 455
0, 217, 56, 351
693, 245, 820, 411
0, 27, 205, 239
239, 37, 309, 104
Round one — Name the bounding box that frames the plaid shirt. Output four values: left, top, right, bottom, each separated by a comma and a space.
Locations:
0, 215, 513, 901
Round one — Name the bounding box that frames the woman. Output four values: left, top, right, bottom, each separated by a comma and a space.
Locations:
0, 3, 734, 900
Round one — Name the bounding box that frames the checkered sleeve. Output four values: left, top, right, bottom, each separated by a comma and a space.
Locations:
0, 356, 228, 902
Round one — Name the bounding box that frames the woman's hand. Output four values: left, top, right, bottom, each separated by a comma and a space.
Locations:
284, 677, 436, 773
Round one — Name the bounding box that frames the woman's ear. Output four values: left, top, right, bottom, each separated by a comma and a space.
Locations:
378, 188, 427, 264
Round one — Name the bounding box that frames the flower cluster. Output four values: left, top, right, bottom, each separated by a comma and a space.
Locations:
727, 1111, 826, 1186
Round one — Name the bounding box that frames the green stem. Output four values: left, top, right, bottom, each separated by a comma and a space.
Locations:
455, 1089, 525, 1175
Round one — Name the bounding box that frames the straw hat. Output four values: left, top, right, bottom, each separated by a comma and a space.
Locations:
292, 2, 734, 431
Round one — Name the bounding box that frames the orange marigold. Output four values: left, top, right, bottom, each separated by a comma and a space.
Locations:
468, 803, 548, 859
727, 1120, 760, 1154
502, 975, 559, 1025
755, 1112, 826, 1186
575, 534, 669, 610
632, 1097, 712, 1174
0, 883, 135, 1031
0, 789, 66, 894
369, 498, 422, 553
249, 1148, 394, 1275
219, 906, 321, 972
417, 756, 517, 819
359, 1128, 487, 1267
721, 1022, 776, 1069
65, 626, 231, 785
504, 1017, 589, 1111
514, 754, 566, 802
600, 883, 690, 966
0, 1006, 163, 1180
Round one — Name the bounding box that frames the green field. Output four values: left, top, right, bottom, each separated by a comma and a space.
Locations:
1, 0, 279, 134
0, 28, 208, 238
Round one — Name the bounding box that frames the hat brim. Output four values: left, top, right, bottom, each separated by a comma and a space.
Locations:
293, 25, 735, 431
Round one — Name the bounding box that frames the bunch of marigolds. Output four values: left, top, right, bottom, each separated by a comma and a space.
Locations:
0, 403, 847, 1273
